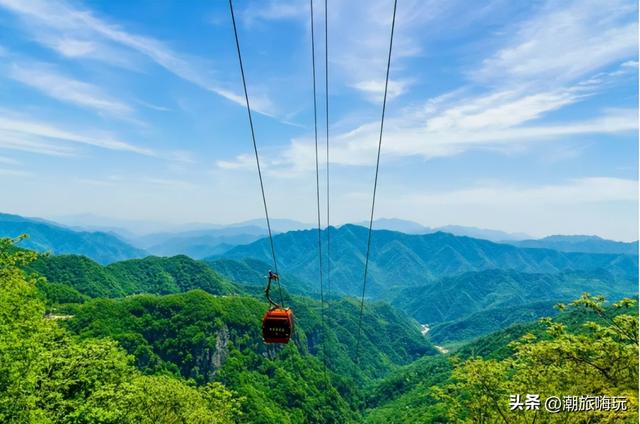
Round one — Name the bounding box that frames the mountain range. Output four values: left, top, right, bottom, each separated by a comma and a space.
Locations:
220, 224, 638, 298
0, 213, 146, 264
508, 234, 638, 255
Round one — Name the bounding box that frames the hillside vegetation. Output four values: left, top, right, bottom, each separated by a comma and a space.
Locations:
29, 254, 237, 298
2, 230, 638, 423
0, 237, 241, 424
393, 269, 635, 324
365, 295, 638, 423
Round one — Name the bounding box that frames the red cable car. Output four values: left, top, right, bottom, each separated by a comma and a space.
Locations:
262, 307, 294, 344
262, 270, 294, 344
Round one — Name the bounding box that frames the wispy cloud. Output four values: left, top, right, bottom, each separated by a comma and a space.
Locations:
8, 62, 134, 118
219, 83, 636, 172
351, 79, 412, 103
0, 0, 274, 114
0, 155, 19, 165
219, 0, 638, 173
0, 168, 33, 177
475, 0, 638, 84
0, 113, 154, 156
388, 176, 638, 240
405, 177, 638, 207
242, 0, 307, 26
0, 131, 76, 157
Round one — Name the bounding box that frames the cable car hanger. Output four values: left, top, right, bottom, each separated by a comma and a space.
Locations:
262, 271, 294, 344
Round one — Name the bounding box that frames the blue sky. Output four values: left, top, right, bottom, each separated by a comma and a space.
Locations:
0, 0, 637, 240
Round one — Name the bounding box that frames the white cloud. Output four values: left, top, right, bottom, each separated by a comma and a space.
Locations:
405, 177, 638, 207
476, 0, 638, 84
219, 0, 638, 173
0, 131, 76, 157
242, 0, 307, 25
219, 90, 637, 172
384, 177, 638, 240
0, 114, 154, 156
217, 153, 256, 171
0, 0, 275, 114
351, 79, 412, 103
8, 63, 134, 117
0, 168, 33, 177
0, 155, 19, 165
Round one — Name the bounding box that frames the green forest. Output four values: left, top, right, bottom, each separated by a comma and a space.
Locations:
1, 235, 638, 423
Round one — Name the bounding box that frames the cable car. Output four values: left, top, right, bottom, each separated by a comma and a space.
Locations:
262, 307, 294, 344
262, 270, 294, 344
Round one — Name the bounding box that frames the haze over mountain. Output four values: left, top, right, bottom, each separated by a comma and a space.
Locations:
509, 235, 638, 255
352, 219, 532, 241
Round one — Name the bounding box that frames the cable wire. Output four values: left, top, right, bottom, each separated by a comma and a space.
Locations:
355, 0, 397, 363
229, 0, 284, 306
310, 0, 328, 376
324, 0, 331, 329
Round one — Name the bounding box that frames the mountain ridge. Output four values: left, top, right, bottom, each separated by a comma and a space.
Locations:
220, 224, 638, 298
0, 213, 146, 264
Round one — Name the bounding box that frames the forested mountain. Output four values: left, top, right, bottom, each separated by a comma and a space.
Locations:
221, 224, 638, 298
29, 254, 236, 298
509, 234, 638, 254
427, 300, 560, 344
392, 269, 636, 325
2, 235, 637, 423
1, 238, 242, 423
0, 213, 145, 264
204, 257, 316, 295
364, 296, 638, 423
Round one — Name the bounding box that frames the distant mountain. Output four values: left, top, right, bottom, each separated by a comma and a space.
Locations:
204, 257, 315, 295
392, 269, 635, 325
29, 254, 237, 298
433, 225, 530, 242
53, 213, 186, 236
134, 225, 268, 248
509, 235, 638, 255
142, 231, 263, 258
358, 219, 530, 241
226, 218, 312, 232
122, 226, 270, 259
0, 213, 146, 264
219, 225, 638, 298
358, 218, 432, 234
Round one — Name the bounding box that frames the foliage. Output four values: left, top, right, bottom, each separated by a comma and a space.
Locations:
428, 300, 560, 344
0, 237, 241, 423
36, 280, 90, 305
63, 287, 434, 422
364, 295, 638, 423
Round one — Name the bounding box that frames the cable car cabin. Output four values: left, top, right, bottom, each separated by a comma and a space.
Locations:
262, 307, 294, 344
